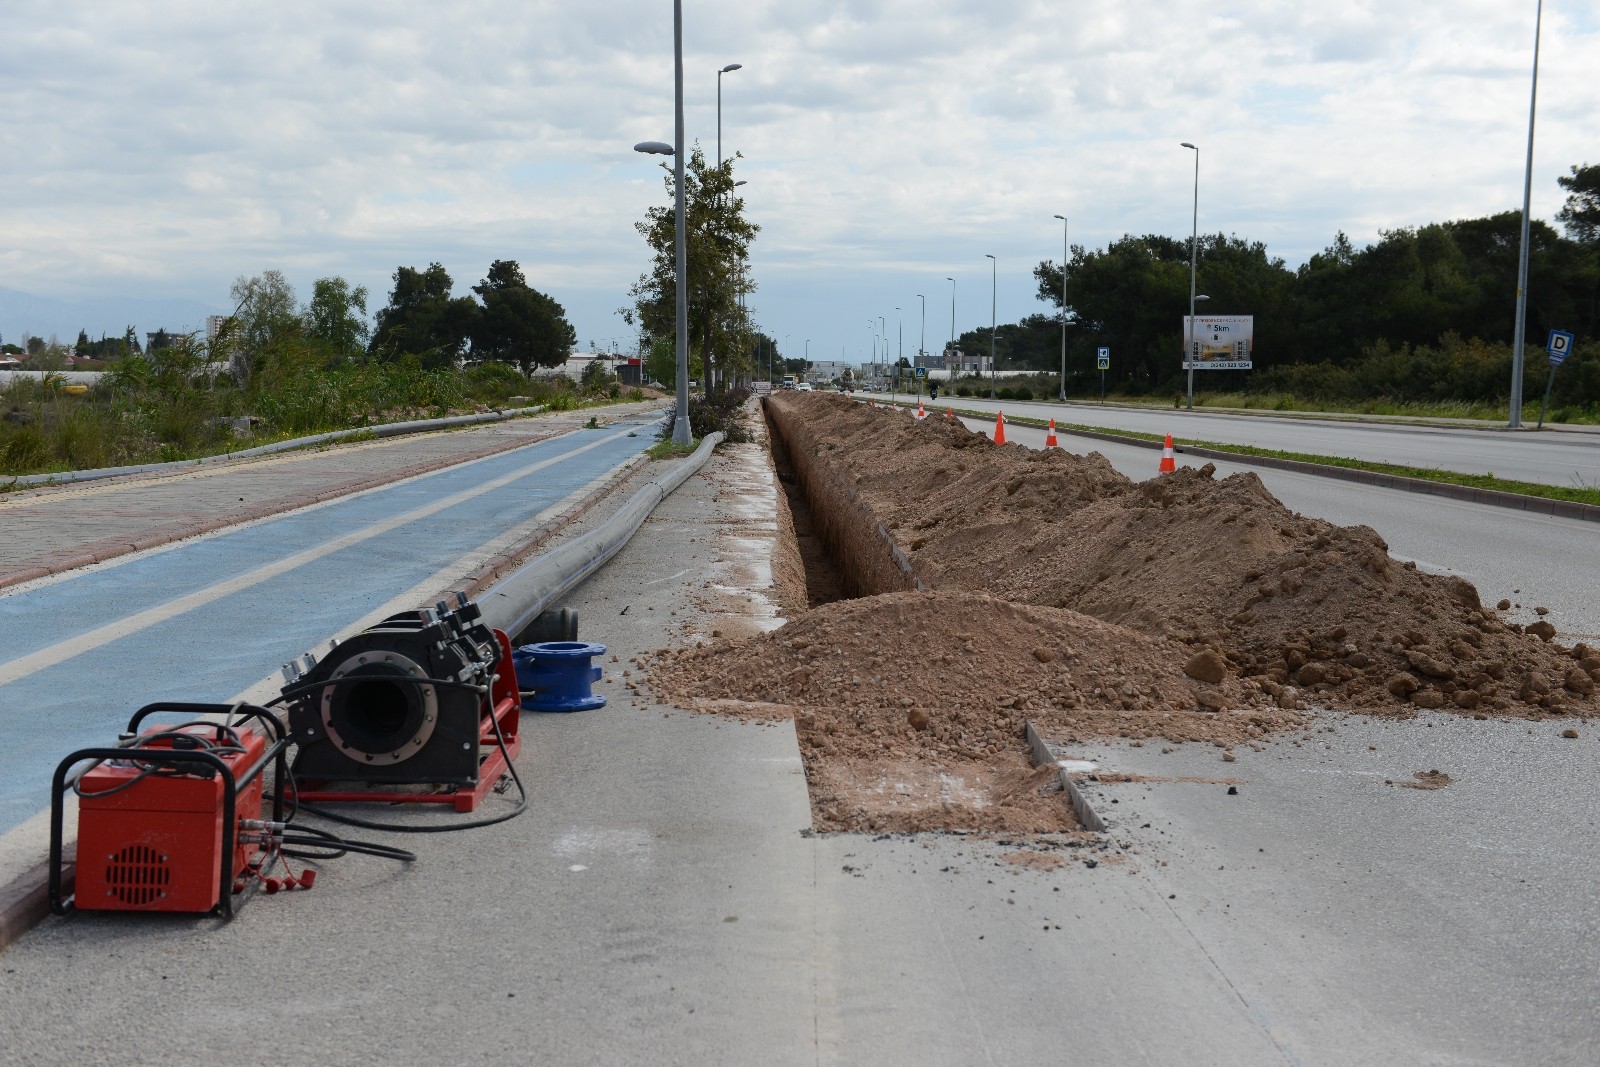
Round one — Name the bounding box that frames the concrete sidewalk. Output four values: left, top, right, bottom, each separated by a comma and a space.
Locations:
0, 402, 666, 589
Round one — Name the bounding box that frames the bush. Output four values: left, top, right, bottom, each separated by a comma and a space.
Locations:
996, 387, 1015, 400
1015, 386, 1033, 401
955, 385, 971, 397
664, 385, 752, 444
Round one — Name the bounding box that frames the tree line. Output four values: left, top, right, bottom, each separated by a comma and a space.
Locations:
957, 163, 1600, 409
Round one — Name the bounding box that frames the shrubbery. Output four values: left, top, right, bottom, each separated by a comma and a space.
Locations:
662, 385, 752, 444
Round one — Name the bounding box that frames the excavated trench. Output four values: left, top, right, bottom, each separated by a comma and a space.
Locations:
664, 397, 1090, 834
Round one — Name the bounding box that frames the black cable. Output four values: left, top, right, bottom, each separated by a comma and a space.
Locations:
281, 826, 416, 863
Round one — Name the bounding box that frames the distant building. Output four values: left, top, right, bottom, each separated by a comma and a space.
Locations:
205, 315, 229, 340
944, 347, 991, 375
805, 359, 852, 382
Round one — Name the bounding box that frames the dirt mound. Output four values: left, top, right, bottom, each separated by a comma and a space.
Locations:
779, 394, 1599, 720
647, 590, 1302, 831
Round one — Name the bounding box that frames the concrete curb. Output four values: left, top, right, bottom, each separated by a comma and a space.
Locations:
0, 857, 71, 957
884, 399, 1600, 526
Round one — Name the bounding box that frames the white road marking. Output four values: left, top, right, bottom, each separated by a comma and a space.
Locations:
0, 426, 640, 688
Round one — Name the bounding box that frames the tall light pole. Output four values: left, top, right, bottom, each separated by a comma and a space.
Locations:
1053, 214, 1069, 401
946, 276, 955, 363
985, 254, 997, 399
1181, 142, 1200, 411
1510, 0, 1543, 429
895, 307, 902, 366
916, 293, 925, 363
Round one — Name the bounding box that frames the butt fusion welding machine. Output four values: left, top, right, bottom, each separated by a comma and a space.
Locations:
49, 594, 524, 917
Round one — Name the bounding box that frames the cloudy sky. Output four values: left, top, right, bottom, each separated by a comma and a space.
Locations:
3, 0, 1597, 362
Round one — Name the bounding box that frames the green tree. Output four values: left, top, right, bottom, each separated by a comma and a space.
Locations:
470, 260, 576, 375
369, 263, 478, 369
74, 329, 90, 356
228, 270, 300, 381
302, 276, 370, 360
625, 144, 759, 390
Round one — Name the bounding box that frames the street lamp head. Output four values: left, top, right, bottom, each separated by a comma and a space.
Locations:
1195, 294, 1211, 301
721, 63, 743, 73
633, 141, 674, 155
1180, 142, 1197, 150
1053, 214, 1066, 220
734, 180, 747, 187
984, 254, 995, 260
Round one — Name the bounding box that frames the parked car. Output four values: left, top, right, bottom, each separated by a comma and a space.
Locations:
796, 382, 814, 392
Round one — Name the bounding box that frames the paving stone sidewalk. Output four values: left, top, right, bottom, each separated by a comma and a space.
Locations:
0, 403, 667, 589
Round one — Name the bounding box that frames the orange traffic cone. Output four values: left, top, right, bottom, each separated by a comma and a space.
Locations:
993, 411, 1007, 445
1045, 419, 1058, 448
946, 406, 953, 420
915, 400, 927, 420
1158, 433, 1177, 473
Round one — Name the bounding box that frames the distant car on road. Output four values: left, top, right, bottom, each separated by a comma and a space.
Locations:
796, 382, 814, 392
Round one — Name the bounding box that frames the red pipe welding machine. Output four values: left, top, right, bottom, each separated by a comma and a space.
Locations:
50, 703, 289, 917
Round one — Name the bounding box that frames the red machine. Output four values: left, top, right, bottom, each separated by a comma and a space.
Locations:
51, 704, 289, 918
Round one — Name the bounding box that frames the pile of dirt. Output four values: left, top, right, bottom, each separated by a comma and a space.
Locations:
646, 590, 1303, 831
775, 394, 1599, 721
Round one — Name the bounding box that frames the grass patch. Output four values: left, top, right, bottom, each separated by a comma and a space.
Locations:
647, 439, 700, 461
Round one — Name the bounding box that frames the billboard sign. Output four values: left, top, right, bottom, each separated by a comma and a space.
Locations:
1182, 315, 1253, 370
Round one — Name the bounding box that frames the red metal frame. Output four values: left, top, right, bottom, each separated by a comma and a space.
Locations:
293, 629, 523, 813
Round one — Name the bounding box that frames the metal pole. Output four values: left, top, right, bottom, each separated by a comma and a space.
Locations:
985, 255, 996, 399
946, 277, 955, 372
671, 0, 690, 445
917, 293, 926, 372
1054, 214, 1068, 401
1182, 142, 1199, 412
1510, 0, 1542, 429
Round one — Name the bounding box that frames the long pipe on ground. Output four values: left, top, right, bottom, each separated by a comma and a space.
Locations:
476, 432, 725, 643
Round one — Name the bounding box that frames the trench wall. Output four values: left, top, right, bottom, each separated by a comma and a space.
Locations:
764, 395, 923, 599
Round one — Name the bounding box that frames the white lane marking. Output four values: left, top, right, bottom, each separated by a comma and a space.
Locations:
0, 426, 641, 688
642, 569, 692, 586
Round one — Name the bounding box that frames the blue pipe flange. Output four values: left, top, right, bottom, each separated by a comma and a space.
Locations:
513, 641, 608, 713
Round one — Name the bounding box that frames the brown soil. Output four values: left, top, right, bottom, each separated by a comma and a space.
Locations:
647, 590, 1294, 831
771, 394, 1599, 721
1391, 770, 1454, 790
645, 393, 1597, 834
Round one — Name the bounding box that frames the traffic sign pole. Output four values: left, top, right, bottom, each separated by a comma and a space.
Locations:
1537, 329, 1575, 429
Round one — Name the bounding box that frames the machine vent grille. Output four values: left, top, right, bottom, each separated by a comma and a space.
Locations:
105, 844, 172, 906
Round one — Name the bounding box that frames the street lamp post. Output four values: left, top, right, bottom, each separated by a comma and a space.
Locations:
916, 294, 926, 400
985, 254, 997, 399
1053, 214, 1068, 401
946, 277, 955, 365
1181, 142, 1199, 411
1510, 0, 1543, 429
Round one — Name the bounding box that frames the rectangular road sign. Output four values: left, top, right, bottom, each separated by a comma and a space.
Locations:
1547, 329, 1574, 365
914, 366, 927, 378
1096, 347, 1110, 370
1181, 315, 1254, 370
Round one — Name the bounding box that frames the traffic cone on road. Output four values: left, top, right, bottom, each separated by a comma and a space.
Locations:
1158, 433, 1177, 473
946, 407, 953, 420
1045, 419, 1059, 448
993, 411, 1007, 445
915, 400, 927, 420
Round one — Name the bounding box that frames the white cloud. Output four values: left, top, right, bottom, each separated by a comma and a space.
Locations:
0, 0, 1596, 356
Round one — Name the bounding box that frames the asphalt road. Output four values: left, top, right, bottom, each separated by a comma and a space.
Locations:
934, 394, 1600, 488
2, 417, 1597, 1065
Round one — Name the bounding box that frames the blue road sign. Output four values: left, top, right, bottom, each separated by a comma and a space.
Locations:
1096, 346, 1110, 370
1546, 330, 1574, 365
